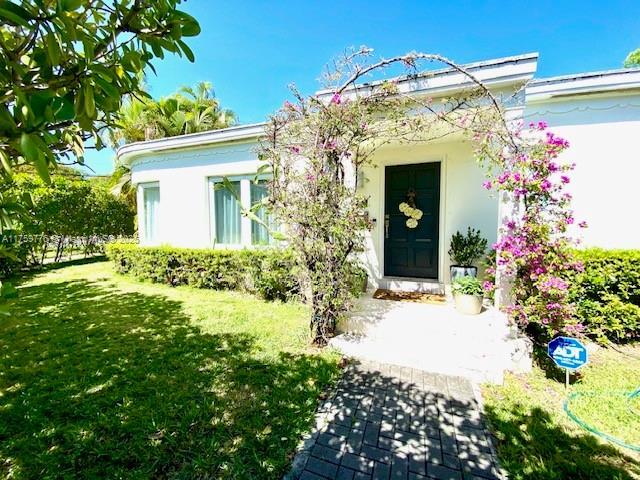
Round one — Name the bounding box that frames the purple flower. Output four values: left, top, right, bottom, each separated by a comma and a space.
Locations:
483, 180, 492, 190
578, 221, 588, 228
561, 175, 570, 184
330, 93, 342, 105
548, 162, 559, 172
540, 179, 552, 191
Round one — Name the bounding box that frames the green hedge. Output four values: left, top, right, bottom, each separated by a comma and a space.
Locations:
570, 248, 640, 343
106, 242, 302, 301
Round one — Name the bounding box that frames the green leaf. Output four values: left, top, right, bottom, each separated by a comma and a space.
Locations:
178, 40, 194, 62
0, 150, 12, 177
94, 76, 119, 99
61, 0, 81, 11
21, 133, 52, 182
46, 33, 61, 66
0, 1, 33, 27
84, 84, 96, 118
34, 151, 50, 183
20, 132, 39, 162
177, 13, 201, 36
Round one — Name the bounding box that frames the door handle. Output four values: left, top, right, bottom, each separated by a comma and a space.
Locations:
384, 215, 390, 239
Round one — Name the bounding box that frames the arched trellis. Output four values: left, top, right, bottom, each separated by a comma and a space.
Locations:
252, 47, 579, 345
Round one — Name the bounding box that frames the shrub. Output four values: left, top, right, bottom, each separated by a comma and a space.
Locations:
448, 228, 488, 266
452, 276, 484, 296
106, 243, 301, 302
4, 173, 135, 267
569, 249, 640, 343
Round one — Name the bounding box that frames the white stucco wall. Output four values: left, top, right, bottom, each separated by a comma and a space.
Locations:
525, 93, 640, 249
130, 140, 261, 248
130, 136, 498, 284
359, 140, 498, 285
129, 89, 640, 283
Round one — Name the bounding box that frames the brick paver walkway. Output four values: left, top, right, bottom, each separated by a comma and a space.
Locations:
286, 361, 502, 480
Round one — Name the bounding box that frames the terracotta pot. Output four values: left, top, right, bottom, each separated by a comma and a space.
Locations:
454, 293, 483, 315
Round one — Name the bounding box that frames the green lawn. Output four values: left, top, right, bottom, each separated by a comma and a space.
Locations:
0, 260, 340, 479
483, 343, 640, 480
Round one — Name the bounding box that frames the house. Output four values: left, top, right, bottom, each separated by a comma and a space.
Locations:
117, 53, 640, 292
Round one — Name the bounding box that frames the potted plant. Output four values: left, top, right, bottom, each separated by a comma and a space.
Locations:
452, 276, 484, 315
448, 227, 488, 280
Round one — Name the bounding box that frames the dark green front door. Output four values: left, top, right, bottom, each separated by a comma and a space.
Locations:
384, 162, 440, 278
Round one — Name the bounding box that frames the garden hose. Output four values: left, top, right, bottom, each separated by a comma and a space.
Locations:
563, 388, 640, 452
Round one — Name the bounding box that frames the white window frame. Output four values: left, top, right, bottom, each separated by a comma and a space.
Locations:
137, 182, 160, 245
208, 175, 272, 248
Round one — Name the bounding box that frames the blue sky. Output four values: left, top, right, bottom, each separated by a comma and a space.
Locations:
84, 0, 640, 175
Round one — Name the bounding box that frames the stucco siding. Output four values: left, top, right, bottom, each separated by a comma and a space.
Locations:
525, 93, 640, 249
130, 140, 260, 248
360, 141, 498, 284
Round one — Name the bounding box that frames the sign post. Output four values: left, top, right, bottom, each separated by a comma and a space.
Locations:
547, 336, 589, 389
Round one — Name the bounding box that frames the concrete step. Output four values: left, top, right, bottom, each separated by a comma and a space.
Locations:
376, 277, 446, 294
332, 294, 517, 384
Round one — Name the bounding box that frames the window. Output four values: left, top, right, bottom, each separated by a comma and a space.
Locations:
251, 180, 273, 245
209, 176, 274, 247
212, 180, 241, 244
141, 184, 160, 244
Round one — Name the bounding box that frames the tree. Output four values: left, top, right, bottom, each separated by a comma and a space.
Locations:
0, 0, 200, 305
624, 48, 640, 67
107, 81, 237, 147
0, 0, 200, 188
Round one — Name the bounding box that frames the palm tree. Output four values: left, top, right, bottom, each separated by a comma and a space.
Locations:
107, 82, 237, 205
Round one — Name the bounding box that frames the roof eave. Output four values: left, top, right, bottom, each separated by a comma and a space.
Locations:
526, 68, 640, 104
116, 122, 266, 166
316, 52, 539, 100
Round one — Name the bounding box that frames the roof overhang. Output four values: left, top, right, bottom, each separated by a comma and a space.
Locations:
526, 67, 640, 104
316, 52, 539, 101
116, 122, 265, 166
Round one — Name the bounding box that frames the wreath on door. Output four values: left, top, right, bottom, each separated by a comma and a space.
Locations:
398, 188, 423, 229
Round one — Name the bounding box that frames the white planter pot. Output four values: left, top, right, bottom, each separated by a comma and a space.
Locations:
454, 293, 483, 315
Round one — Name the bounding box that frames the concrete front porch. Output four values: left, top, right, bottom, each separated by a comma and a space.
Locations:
330, 292, 530, 384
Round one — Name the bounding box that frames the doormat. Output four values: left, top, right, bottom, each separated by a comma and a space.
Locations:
372, 288, 446, 304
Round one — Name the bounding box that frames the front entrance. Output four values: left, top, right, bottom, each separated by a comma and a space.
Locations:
384, 162, 440, 279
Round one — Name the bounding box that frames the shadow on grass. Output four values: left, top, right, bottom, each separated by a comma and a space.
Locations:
484, 403, 640, 480
0, 279, 338, 479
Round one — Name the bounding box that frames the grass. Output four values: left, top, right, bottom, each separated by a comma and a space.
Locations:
0, 260, 341, 479
483, 343, 640, 480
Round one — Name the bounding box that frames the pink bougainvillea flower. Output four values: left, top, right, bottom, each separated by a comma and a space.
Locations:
482, 180, 492, 190
540, 179, 552, 191
330, 93, 342, 105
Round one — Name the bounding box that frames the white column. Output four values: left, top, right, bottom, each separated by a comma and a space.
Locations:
494, 190, 516, 309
